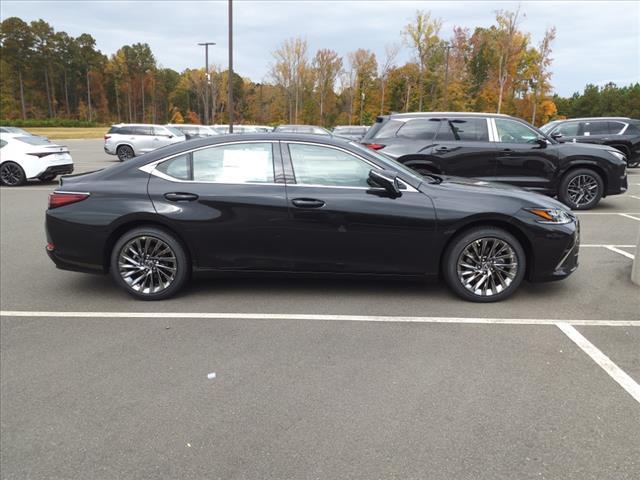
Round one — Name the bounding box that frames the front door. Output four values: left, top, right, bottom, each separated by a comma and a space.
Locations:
281, 141, 437, 275
147, 141, 291, 270
492, 118, 558, 192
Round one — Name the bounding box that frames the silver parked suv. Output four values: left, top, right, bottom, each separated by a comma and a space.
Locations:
104, 124, 186, 161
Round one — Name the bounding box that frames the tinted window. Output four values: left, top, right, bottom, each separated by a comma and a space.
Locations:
289, 143, 372, 187
495, 119, 539, 144
192, 143, 274, 183
108, 126, 121, 134
156, 154, 190, 180
625, 122, 640, 135
555, 122, 580, 136
132, 126, 153, 136
580, 121, 609, 136
0, 140, 7, 148
396, 119, 439, 140
371, 119, 403, 138
608, 122, 626, 135
436, 118, 489, 141
165, 126, 184, 137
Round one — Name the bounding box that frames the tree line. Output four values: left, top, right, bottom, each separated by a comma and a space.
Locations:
0, 10, 637, 128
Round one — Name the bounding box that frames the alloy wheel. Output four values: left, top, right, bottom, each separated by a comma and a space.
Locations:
1, 163, 24, 186
566, 174, 599, 207
456, 237, 518, 297
117, 146, 134, 161
118, 236, 177, 295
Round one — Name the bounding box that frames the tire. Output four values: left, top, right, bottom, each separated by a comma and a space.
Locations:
558, 168, 603, 210
116, 145, 135, 162
442, 227, 526, 303
0, 161, 27, 186
110, 227, 189, 300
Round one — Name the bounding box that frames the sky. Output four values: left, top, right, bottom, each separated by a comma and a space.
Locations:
1, 0, 639, 96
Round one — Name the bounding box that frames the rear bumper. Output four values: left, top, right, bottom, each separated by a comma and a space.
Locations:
35, 164, 74, 180
46, 248, 104, 274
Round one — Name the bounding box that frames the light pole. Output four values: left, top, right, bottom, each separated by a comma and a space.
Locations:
443, 42, 451, 110
198, 42, 216, 125
228, 0, 234, 133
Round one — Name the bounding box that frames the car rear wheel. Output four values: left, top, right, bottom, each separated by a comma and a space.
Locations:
558, 169, 603, 210
110, 227, 189, 300
443, 227, 526, 303
116, 145, 135, 161
0, 162, 27, 186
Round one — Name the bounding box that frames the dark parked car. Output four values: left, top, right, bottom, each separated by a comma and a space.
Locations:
274, 124, 331, 135
540, 117, 640, 168
332, 125, 369, 140
361, 112, 628, 210
46, 134, 579, 302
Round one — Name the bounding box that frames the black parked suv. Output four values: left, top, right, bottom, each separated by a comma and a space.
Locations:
361, 112, 628, 209
540, 117, 640, 168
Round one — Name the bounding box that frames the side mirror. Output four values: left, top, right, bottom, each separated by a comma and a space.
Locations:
369, 169, 401, 196
535, 137, 548, 148
551, 132, 563, 140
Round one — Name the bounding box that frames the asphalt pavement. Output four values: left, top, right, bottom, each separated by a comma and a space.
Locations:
1, 139, 639, 479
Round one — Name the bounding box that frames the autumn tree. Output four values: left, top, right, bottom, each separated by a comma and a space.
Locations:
403, 10, 442, 111
312, 49, 342, 125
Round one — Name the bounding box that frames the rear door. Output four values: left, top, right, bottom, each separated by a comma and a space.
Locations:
147, 141, 290, 270
133, 125, 155, 153
492, 118, 558, 191
428, 116, 496, 179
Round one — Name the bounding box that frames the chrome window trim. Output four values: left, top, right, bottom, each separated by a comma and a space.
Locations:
284, 140, 418, 192
614, 122, 628, 135
488, 118, 499, 142
139, 140, 281, 185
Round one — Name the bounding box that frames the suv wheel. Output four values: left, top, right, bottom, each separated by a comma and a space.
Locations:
110, 227, 189, 300
116, 145, 135, 162
443, 227, 526, 303
0, 162, 27, 186
558, 168, 603, 210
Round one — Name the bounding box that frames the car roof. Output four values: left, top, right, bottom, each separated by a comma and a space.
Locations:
386, 112, 511, 119
552, 117, 632, 122
112, 123, 169, 127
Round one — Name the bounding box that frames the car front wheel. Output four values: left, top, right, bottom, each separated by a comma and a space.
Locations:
110, 227, 189, 300
558, 169, 603, 210
0, 162, 27, 186
443, 227, 526, 302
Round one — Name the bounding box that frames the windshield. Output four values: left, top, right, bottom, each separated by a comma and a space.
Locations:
349, 141, 424, 184
15, 135, 52, 146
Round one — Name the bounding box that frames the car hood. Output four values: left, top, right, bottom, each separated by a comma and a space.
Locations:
556, 140, 615, 153
429, 175, 569, 210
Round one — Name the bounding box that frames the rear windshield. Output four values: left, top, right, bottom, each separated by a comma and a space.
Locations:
15, 136, 52, 146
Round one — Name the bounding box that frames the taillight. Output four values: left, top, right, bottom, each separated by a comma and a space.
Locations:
104, 135, 111, 141
48, 192, 89, 209
366, 143, 386, 150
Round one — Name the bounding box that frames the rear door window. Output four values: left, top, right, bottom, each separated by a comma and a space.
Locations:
133, 126, 153, 136
192, 142, 274, 183
436, 118, 489, 142
555, 122, 580, 136
580, 121, 609, 136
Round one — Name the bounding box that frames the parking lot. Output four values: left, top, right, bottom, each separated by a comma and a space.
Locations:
1, 139, 639, 479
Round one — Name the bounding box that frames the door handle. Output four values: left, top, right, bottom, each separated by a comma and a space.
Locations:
501, 148, 513, 155
291, 198, 325, 209
164, 192, 199, 202
435, 146, 451, 152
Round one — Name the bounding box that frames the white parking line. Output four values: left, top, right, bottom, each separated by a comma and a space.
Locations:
557, 323, 640, 404
581, 244, 635, 248
1, 310, 638, 326
604, 246, 636, 260
629, 195, 640, 200
618, 213, 640, 222
574, 212, 640, 215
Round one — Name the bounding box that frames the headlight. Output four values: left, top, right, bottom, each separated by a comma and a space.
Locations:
527, 208, 573, 224
607, 150, 626, 162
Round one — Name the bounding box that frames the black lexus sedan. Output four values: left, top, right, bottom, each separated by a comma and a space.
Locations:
46, 134, 579, 302
361, 112, 628, 210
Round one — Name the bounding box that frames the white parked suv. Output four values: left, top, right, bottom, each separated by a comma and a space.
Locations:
0, 133, 74, 186
104, 124, 186, 161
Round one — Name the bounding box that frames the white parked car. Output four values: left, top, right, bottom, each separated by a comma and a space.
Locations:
104, 124, 186, 161
166, 124, 219, 140
0, 133, 73, 186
